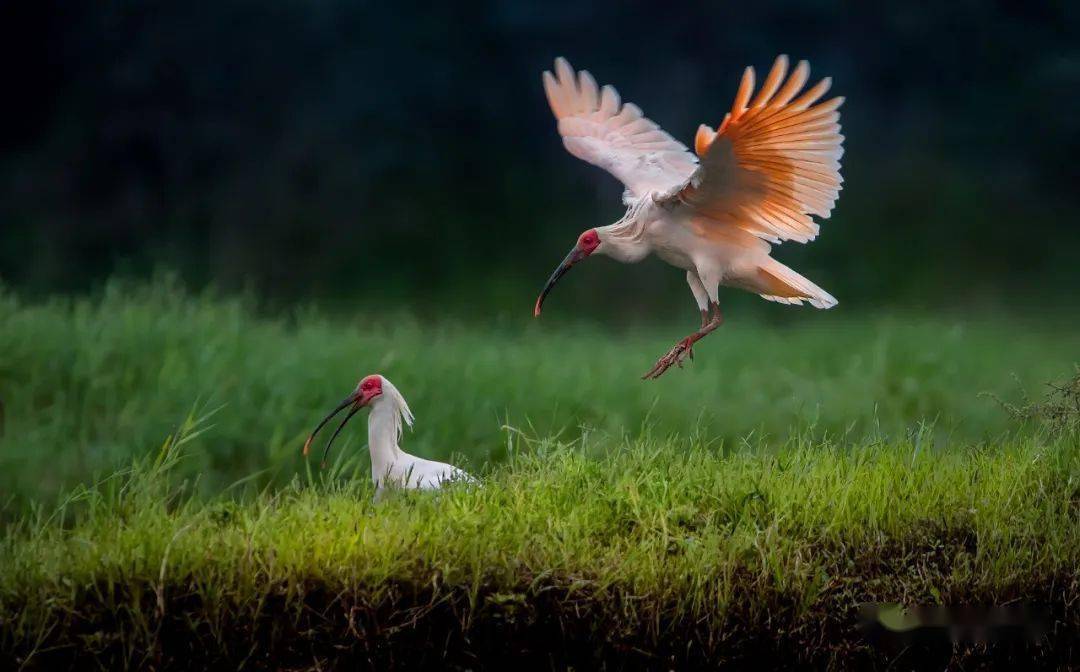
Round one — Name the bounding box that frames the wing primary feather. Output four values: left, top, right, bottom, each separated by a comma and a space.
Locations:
789, 77, 832, 110
599, 85, 620, 115
554, 57, 576, 90
737, 100, 841, 136
750, 55, 788, 108
577, 70, 599, 113
771, 60, 810, 107
730, 66, 755, 119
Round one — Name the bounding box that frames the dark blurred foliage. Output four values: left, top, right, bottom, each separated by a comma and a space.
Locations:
1, 1, 1077, 315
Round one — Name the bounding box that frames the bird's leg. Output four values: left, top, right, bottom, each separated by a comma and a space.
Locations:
642, 302, 723, 379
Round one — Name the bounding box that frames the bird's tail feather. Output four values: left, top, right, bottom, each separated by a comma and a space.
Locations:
754, 258, 837, 309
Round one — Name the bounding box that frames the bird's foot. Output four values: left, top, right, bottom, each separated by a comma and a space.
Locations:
642, 337, 695, 380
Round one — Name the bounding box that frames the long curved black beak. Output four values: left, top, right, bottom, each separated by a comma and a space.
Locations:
320, 404, 362, 467
302, 393, 359, 466
534, 246, 584, 317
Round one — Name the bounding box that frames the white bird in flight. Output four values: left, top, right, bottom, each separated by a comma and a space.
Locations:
533, 55, 844, 379
303, 374, 473, 498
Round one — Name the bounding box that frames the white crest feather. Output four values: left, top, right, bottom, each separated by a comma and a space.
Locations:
378, 376, 414, 442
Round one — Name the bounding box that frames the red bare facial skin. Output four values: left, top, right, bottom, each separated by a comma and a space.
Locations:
577, 229, 600, 256
356, 374, 383, 407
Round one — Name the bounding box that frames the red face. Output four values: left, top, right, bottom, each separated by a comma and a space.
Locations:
577, 229, 600, 256
356, 374, 383, 407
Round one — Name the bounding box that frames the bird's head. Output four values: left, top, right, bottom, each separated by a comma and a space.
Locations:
302, 374, 384, 465
534, 228, 602, 317
354, 374, 385, 406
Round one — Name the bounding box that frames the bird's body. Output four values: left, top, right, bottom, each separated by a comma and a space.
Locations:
598, 197, 834, 307
303, 374, 473, 499
534, 56, 843, 378
363, 382, 472, 494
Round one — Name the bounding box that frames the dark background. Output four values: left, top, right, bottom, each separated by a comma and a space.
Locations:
2, 1, 1077, 315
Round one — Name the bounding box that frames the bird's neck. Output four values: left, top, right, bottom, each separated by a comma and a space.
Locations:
597, 222, 651, 263
367, 401, 406, 480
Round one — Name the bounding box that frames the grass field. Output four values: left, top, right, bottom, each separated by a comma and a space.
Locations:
1, 281, 1079, 668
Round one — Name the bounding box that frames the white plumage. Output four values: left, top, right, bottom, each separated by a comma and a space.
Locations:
364, 377, 473, 495
534, 55, 844, 378
303, 374, 474, 499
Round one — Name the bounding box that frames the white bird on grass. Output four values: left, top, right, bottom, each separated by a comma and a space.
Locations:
533, 55, 844, 379
302, 374, 473, 497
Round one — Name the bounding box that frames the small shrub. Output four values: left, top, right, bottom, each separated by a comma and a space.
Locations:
985, 366, 1080, 435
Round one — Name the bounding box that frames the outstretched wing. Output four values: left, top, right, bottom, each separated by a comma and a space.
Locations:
543, 57, 698, 202
670, 55, 844, 244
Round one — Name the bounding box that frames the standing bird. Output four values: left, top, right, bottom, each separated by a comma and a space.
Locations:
534, 56, 843, 379
303, 374, 473, 497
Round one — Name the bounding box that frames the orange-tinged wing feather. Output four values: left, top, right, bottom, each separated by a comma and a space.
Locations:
673, 55, 844, 244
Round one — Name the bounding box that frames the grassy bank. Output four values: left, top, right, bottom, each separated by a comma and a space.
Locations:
1, 281, 1079, 668
3, 425, 1079, 669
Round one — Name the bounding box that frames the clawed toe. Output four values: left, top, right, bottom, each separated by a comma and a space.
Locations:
641, 303, 720, 380
642, 340, 694, 379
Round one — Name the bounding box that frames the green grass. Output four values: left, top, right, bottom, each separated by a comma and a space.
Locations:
4, 424, 1079, 668
1, 278, 1077, 507
1, 280, 1079, 668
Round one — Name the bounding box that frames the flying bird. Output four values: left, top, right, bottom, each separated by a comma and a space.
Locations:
303, 374, 473, 498
534, 55, 843, 379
